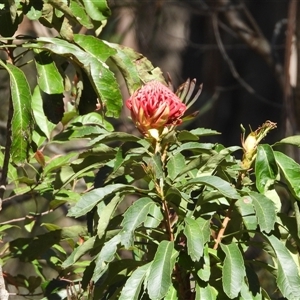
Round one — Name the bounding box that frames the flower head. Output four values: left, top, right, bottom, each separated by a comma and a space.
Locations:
126, 81, 187, 138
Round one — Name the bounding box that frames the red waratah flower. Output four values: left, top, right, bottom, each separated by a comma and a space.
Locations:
126, 81, 187, 138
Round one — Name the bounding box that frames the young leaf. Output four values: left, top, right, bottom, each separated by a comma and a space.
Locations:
119, 263, 151, 300
184, 176, 240, 199
248, 192, 276, 233
255, 144, 278, 193
0, 62, 33, 163
263, 234, 300, 300
147, 241, 177, 300
274, 151, 300, 200
220, 242, 245, 299
67, 184, 132, 217
120, 197, 155, 248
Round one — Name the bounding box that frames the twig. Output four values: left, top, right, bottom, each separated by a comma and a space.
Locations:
212, 13, 281, 108
213, 199, 236, 250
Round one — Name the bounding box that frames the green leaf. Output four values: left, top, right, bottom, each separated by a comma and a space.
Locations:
32, 87, 56, 140
104, 42, 142, 94
164, 284, 177, 299
173, 142, 214, 155
274, 151, 300, 200
235, 196, 257, 232
248, 192, 276, 233
62, 237, 96, 268
70, 0, 93, 29
89, 132, 140, 146
144, 203, 164, 228
184, 217, 209, 261
0, 62, 33, 163
195, 284, 218, 300
184, 176, 240, 199
274, 135, 300, 147
190, 128, 221, 136
221, 242, 245, 299
167, 152, 185, 181
27, 37, 122, 117
34, 50, 64, 94
82, 0, 110, 21
197, 244, 211, 282
93, 234, 121, 282
97, 194, 125, 239
44, 152, 78, 175
119, 263, 151, 300
68, 184, 132, 217
263, 234, 300, 300
255, 145, 278, 193
147, 241, 177, 300
120, 197, 155, 248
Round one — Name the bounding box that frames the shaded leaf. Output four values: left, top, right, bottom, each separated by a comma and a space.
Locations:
235, 196, 257, 232
263, 234, 300, 300
120, 197, 155, 248
167, 152, 185, 181
119, 263, 151, 300
221, 242, 245, 299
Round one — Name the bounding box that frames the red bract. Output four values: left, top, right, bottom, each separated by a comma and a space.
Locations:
126, 81, 187, 137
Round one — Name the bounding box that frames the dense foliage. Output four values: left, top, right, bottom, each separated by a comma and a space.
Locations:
1, 1, 300, 300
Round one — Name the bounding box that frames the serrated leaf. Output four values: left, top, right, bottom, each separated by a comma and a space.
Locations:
34, 50, 64, 94
248, 192, 276, 233
263, 234, 300, 300
89, 132, 140, 146
221, 243, 245, 299
184, 176, 240, 199
147, 241, 177, 300
120, 197, 154, 248
0, 62, 33, 163
119, 263, 151, 300
274, 151, 300, 200
255, 144, 278, 193
144, 203, 164, 228
68, 184, 132, 217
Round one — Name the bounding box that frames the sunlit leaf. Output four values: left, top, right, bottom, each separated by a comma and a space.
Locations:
0, 62, 33, 163
255, 144, 278, 193
147, 241, 177, 300
274, 151, 300, 200
248, 192, 276, 233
